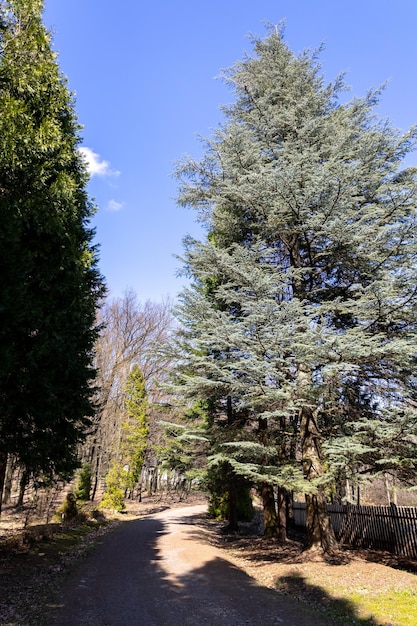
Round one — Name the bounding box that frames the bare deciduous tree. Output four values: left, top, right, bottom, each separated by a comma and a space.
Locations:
85, 291, 176, 500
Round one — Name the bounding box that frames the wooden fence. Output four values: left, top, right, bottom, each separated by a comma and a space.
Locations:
293, 502, 417, 559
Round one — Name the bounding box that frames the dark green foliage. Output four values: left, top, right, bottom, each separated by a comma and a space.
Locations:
205, 464, 254, 523
0, 0, 105, 489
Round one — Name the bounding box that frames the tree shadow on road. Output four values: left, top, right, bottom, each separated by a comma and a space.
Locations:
47, 513, 378, 626
153, 511, 382, 625
174, 556, 378, 626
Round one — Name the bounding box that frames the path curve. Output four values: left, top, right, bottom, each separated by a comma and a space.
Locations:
49, 505, 328, 625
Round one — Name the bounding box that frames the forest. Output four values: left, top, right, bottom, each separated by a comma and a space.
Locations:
1, 0, 417, 562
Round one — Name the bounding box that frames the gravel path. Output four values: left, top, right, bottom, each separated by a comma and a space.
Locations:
49, 504, 329, 625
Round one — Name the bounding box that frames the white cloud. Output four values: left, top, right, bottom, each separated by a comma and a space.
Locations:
79, 146, 120, 177
107, 199, 124, 212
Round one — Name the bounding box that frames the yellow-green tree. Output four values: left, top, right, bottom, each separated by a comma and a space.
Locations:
100, 463, 126, 512
122, 364, 149, 495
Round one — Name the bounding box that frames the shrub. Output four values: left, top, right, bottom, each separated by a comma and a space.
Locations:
58, 492, 78, 521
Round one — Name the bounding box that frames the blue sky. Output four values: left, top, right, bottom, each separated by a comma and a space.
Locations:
43, 0, 417, 303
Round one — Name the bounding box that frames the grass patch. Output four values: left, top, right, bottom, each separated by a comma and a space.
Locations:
38, 521, 108, 554
345, 588, 417, 626
275, 571, 417, 625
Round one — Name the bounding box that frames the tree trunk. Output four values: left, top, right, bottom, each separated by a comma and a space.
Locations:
256, 417, 280, 537
227, 475, 239, 532
149, 467, 158, 493
2, 454, 15, 505
0, 452, 7, 517
304, 491, 337, 552
17, 468, 29, 507
90, 447, 101, 502
286, 490, 295, 530
277, 487, 287, 542
300, 405, 338, 553
259, 482, 279, 537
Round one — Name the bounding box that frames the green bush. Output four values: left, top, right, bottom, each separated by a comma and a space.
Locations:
58, 492, 78, 521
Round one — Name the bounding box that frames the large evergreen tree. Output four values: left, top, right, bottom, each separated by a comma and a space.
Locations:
175, 28, 417, 551
0, 0, 105, 508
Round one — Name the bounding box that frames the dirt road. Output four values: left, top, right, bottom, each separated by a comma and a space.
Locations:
49, 505, 329, 625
